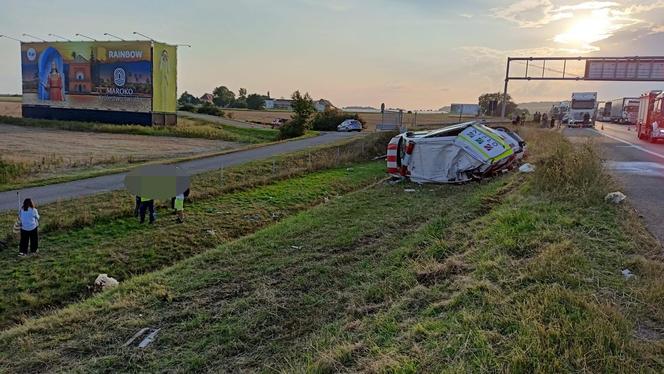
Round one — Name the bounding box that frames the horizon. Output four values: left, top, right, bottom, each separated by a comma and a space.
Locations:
2, 0, 664, 110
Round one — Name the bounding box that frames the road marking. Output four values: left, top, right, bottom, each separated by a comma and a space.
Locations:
592, 129, 664, 161
605, 161, 664, 177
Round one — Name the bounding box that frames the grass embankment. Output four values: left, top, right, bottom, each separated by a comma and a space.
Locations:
1, 129, 663, 372
0, 134, 392, 329
0, 115, 279, 144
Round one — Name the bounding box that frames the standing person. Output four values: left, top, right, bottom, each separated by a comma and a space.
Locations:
134, 196, 141, 218
18, 198, 40, 256
174, 193, 185, 223
173, 188, 190, 223
541, 113, 548, 128
558, 112, 564, 128
515, 114, 521, 126
550, 115, 556, 128
139, 196, 156, 224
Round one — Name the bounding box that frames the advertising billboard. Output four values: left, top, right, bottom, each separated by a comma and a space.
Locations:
152, 42, 177, 114
21, 40, 177, 124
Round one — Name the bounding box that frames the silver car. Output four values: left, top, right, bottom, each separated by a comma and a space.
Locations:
337, 119, 363, 132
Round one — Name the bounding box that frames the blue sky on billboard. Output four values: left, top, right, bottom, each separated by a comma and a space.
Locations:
1, 0, 664, 109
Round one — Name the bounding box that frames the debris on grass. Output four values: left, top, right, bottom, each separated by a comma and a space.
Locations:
123, 327, 161, 349
93, 274, 119, 291
605, 192, 627, 204
622, 269, 636, 279
519, 163, 536, 173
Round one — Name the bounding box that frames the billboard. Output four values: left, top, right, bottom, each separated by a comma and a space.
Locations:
21, 41, 177, 122
152, 42, 177, 113
585, 59, 664, 81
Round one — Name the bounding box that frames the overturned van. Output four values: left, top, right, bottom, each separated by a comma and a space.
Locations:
387, 122, 525, 183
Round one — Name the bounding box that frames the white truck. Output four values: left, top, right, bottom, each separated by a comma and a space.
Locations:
609, 97, 640, 125
568, 92, 597, 127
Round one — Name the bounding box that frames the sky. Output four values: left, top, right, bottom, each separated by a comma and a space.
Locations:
1, 0, 663, 109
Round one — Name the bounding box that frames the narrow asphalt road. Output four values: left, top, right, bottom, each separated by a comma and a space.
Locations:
178, 111, 272, 129
563, 121, 664, 244
0, 131, 361, 212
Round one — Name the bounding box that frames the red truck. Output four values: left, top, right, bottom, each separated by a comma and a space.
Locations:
637, 90, 664, 143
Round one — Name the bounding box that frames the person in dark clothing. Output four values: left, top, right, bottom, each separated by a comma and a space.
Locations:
134, 196, 141, 217
139, 197, 155, 224
550, 116, 555, 128
583, 112, 591, 125
18, 198, 40, 256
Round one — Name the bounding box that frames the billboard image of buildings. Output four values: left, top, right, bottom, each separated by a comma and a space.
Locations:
21, 40, 177, 125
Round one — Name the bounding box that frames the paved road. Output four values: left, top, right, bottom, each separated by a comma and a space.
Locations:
0, 131, 360, 212
563, 121, 664, 243
178, 111, 272, 129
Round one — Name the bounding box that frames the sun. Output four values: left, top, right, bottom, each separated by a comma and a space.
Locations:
553, 8, 625, 52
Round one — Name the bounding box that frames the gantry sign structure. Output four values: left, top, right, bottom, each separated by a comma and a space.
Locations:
500, 56, 664, 117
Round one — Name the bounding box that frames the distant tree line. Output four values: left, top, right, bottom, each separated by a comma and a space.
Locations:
179, 86, 362, 140
178, 86, 267, 111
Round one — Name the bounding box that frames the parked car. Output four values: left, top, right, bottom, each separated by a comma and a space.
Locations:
337, 119, 363, 132
271, 118, 288, 129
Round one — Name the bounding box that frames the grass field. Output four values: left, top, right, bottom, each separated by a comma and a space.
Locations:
1, 129, 663, 372
0, 123, 240, 185
0, 115, 287, 188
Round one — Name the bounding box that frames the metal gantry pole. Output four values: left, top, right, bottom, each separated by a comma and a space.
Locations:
501, 58, 511, 118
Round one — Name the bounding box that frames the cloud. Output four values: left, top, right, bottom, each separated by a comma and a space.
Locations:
492, 1, 664, 53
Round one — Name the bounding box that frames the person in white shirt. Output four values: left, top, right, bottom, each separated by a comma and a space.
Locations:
18, 198, 40, 256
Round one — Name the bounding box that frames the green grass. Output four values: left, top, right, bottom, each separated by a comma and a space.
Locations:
1, 129, 662, 372
0, 162, 385, 329
0, 115, 279, 144
0, 132, 391, 239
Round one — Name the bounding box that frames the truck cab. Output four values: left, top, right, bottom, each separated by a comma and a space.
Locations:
569, 92, 597, 128
637, 90, 664, 143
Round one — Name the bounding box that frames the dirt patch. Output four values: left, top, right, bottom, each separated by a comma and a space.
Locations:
0, 124, 241, 178
0, 102, 21, 117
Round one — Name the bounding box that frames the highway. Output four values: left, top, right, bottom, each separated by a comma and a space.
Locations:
564, 121, 664, 244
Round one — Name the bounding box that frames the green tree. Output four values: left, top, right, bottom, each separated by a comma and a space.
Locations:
291, 90, 315, 121
279, 90, 315, 139
238, 88, 247, 98
212, 86, 236, 107
246, 94, 266, 110
178, 91, 201, 106
478, 92, 517, 117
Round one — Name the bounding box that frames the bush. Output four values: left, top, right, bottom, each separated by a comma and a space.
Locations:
279, 117, 307, 139
178, 103, 196, 113
0, 158, 28, 184
530, 132, 611, 205
310, 109, 365, 131
197, 103, 225, 117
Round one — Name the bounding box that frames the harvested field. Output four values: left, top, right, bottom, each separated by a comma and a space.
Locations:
0, 124, 240, 184
224, 108, 491, 131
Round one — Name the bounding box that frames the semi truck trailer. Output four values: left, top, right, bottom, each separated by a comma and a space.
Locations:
609, 97, 640, 124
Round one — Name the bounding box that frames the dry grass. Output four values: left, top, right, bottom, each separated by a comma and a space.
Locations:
224, 109, 486, 131
0, 124, 239, 185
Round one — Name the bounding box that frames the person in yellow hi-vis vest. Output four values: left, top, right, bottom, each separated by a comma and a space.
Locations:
174, 194, 184, 223
138, 196, 155, 224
